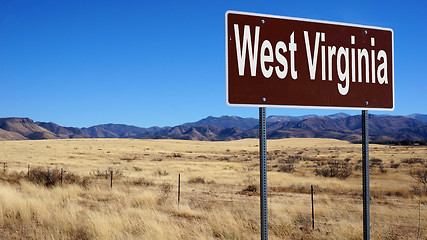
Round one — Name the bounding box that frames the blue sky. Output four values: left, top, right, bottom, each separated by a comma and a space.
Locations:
0, 0, 426, 127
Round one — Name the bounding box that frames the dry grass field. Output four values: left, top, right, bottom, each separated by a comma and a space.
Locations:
0, 138, 426, 239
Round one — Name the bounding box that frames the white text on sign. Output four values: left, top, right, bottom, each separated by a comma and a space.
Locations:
233, 24, 389, 96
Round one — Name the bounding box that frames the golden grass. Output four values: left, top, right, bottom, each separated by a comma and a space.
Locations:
0, 138, 426, 239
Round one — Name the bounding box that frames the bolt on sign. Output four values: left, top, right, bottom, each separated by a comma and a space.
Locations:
226, 11, 394, 110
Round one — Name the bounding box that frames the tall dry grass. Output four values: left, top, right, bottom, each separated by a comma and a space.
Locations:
0, 138, 425, 239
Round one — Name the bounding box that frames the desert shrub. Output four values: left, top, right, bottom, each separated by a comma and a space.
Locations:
188, 177, 205, 184
120, 155, 138, 161
279, 164, 295, 173
62, 170, 81, 184
314, 160, 352, 179
91, 169, 110, 179
409, 169, 427, 196
153, 169, 169, 177
370, 158, 383, 166
409, 169, 427, 185
80, 176, 92, 189
242, 166, 255, 172
28, 168, 57, 186
91, 168, 122, 179
133, 166, 143, 171
132, 177, 154, 186
160, 182, 173, 193
379, 164, 387, 174
0, 171, 26, 184
410, 185, 427, 196
157, 182, 173, 205
292, 213, 312, 230
28, 168, 80, 187
270, 184, 309, 194
243, 184, 257, 192
402, 158, 424, 165
286, 155, 304, 163
390, 163, 400, 168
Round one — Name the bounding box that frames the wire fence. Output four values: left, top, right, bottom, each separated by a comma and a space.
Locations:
1, 161, 426, 236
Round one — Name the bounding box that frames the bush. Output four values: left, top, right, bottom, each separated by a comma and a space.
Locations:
28, 168, 80, 187
62, 170, 81, 184
390, 163, 400, 168
91, 169, 109, 179
133, 166, 143, 171
379, 164, 387, 174
286, 155, 303, 163
160, 182, 173, 194
188, 177, 205, 184
120, 155, 139, 161
157, 182, 173, 205
293, 213, 312, 230
279, 164, 295, 173
153, 169, 169, 177
243, 184, 257, 192
0, 171, 25, 184
314, 160, 352, 179
410, 185, 427, 196
409, 169, 427, 185
132, 177, 154, 186
370, 158, 383, 166
91, 168, 122, 179
402, 158, 424, 165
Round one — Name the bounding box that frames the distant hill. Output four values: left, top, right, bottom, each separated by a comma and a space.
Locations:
36, 122, 89, 139
267, 113, 350, 123
0, 118, 56, 140
407, 114, 427, 122
183, 116, 258, 131
80, 124, 161, 138
0, 113, 426, 142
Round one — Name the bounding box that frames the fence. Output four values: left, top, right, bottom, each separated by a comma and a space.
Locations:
0, 161, 426, 238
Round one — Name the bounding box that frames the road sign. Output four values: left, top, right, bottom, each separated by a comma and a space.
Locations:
226, 11, 394, 110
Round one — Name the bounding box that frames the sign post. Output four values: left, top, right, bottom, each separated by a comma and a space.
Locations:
259, 107, 268, 240
362, 110, 370, 239
225, 11, 393, 240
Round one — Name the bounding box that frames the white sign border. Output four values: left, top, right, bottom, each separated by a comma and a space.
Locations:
225, 10, 395, 111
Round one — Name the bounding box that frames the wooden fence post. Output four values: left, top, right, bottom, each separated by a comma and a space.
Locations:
311, 185, 315, 229
178, 173, 181, 207
110, 171, 113, 188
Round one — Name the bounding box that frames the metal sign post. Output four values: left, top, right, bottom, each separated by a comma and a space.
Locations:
259, 107, 268, 240
362, 110, 370, 240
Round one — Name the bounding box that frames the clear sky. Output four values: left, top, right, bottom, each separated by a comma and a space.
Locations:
1, 0, 426, 128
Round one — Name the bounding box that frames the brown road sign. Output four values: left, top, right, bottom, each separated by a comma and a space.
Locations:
226, 11, 394, 110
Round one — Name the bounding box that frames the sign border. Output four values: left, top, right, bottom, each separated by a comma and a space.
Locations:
225, 10, 394, 111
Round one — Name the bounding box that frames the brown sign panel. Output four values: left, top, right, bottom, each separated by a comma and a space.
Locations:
226, 11, 394, 110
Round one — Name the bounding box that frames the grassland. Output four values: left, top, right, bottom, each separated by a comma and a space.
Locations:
0, 138, 426, 239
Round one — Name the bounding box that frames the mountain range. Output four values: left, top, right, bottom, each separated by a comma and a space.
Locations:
0, 113, 426, 142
